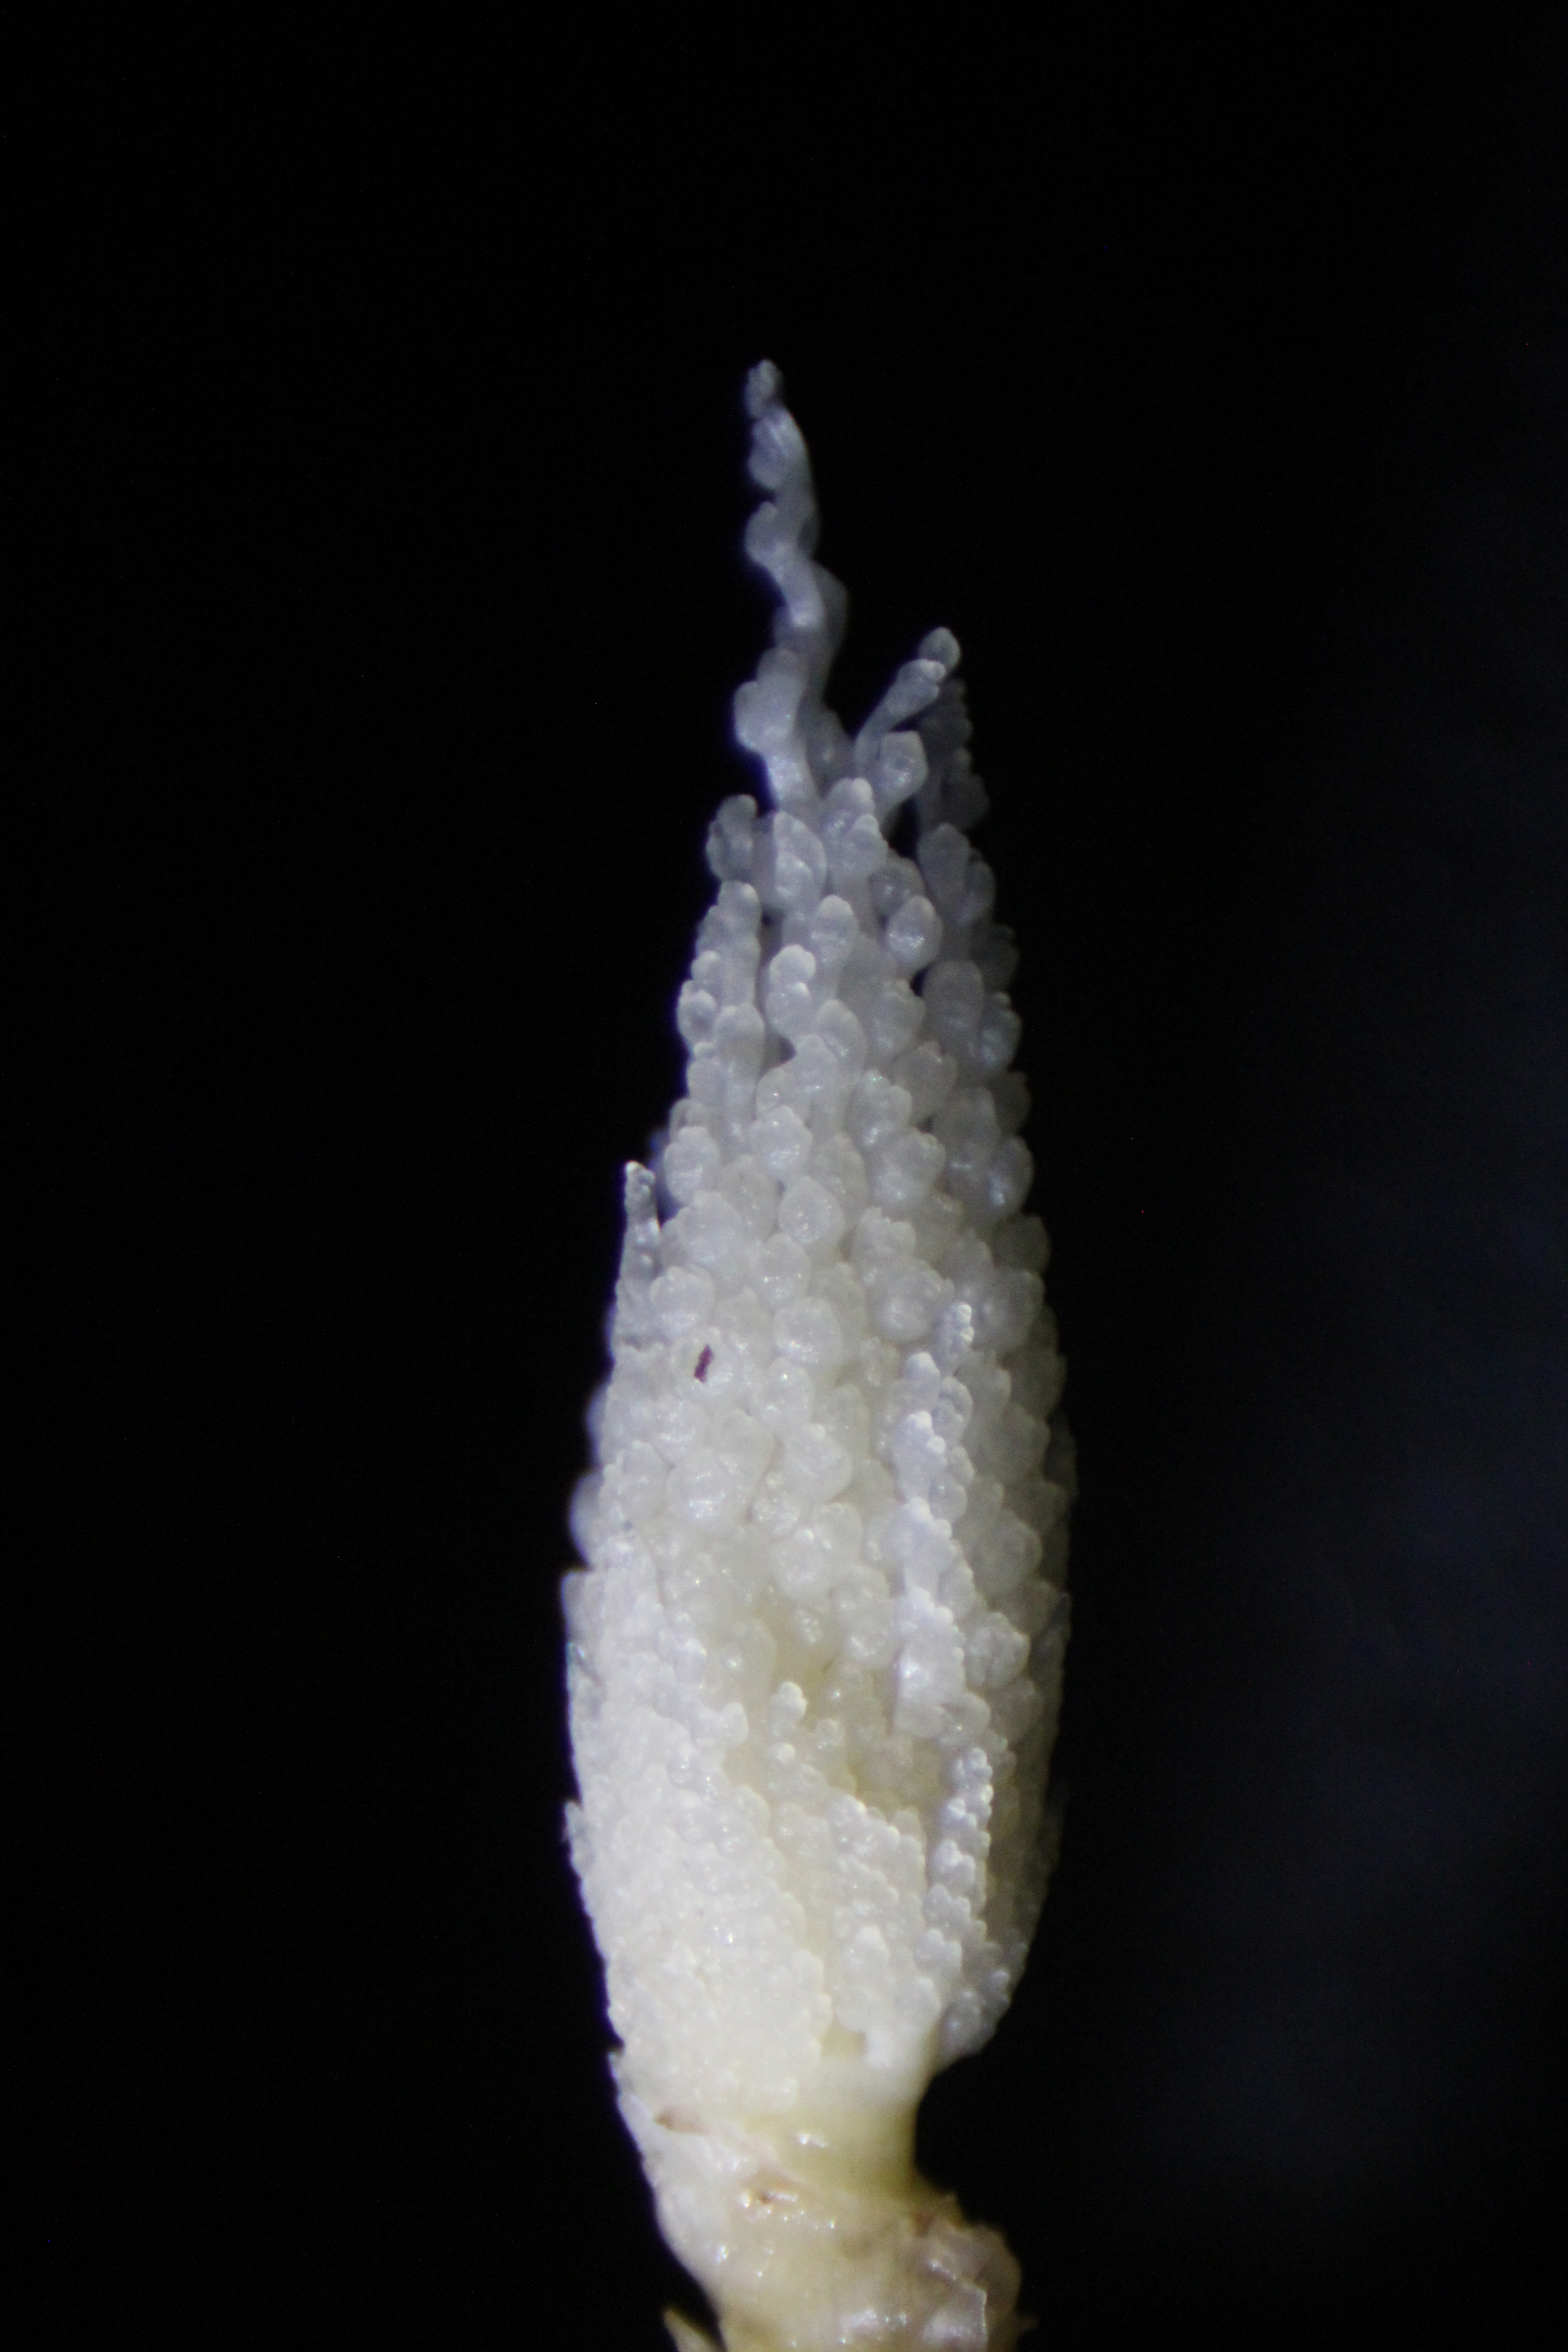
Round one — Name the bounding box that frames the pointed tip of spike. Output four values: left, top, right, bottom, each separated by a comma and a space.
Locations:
745, 358, 782, 418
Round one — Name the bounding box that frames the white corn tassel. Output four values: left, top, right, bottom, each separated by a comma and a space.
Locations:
565, 362, 1072, 2351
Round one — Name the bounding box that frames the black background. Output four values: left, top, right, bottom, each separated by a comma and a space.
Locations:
25, 22, 1568, 2346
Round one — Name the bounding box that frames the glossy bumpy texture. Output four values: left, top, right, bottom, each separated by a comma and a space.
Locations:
564, 365, 1070, 2351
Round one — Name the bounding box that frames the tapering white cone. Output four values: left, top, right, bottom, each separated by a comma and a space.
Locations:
565, 363, 1071, 2351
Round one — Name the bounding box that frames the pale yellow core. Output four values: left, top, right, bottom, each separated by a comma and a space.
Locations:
654, 2040, 1023, 2350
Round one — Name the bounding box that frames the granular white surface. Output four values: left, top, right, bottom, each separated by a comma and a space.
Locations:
564, 364, 1069, 2348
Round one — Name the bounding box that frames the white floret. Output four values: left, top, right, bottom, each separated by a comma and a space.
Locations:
565, 362, 1069, 2351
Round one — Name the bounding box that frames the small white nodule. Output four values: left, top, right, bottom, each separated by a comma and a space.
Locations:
566, 364, 1071, 2350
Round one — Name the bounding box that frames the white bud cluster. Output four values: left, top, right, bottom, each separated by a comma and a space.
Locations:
564, 363, 1070, 2351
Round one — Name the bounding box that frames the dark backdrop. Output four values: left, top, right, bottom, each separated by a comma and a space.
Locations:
26, 24, 1568, 2347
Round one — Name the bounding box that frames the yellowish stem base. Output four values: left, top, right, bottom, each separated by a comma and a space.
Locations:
632, 2049, 1025, 2350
